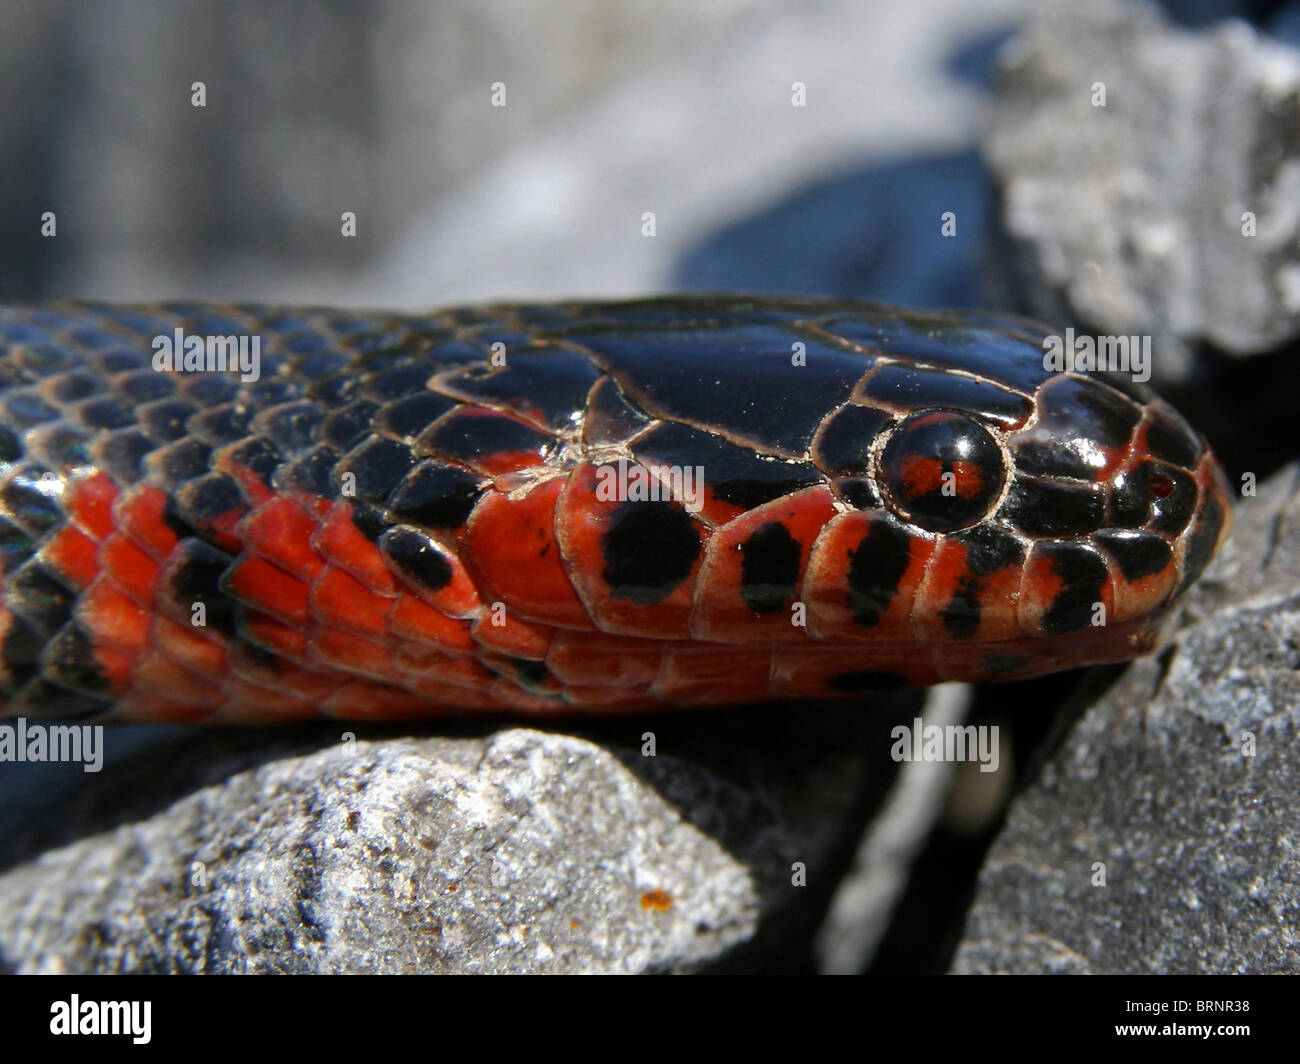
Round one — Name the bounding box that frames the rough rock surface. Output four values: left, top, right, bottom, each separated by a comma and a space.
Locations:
952, 467, 1300, 973
984, 0, 1300, 381
0, 703, 925, 974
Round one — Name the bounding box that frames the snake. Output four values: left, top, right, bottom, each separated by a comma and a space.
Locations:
0, 295, 1231, 723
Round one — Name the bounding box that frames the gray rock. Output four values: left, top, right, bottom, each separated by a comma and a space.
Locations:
0, 704, 922, 974
952, 467, 1300, 974
815, 682, 972, 973
983, 0, 1300, 382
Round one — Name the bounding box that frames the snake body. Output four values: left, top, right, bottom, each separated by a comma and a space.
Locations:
0, 296, 1231, 722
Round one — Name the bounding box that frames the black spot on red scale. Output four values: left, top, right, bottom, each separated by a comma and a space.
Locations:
167, 539, 238, 636
846, 517, 911, 626
231, 636, 282, 674
159, 494, 194, 542
601, 500, 700, 605
379, 525, 454, 591
938, 526, 1025, 638
960, 524, 1025, 577
940, 576, 983, 637
175, 473, 246, 541
739, 521, 801, 614
1039, 542, 1109, 635
829, 669, 908, 693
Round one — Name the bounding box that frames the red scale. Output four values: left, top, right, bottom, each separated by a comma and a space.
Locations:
557, 462, 707, 638
691, 484, 838, 643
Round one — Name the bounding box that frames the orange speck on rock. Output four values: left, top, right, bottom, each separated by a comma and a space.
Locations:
640, 888, 673, 912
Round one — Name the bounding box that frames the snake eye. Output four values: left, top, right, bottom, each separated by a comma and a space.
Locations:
880, 410, 1005, 532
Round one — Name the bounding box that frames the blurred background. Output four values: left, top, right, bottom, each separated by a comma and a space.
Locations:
2, 0, 1292, 313
0, 0, 1033, 309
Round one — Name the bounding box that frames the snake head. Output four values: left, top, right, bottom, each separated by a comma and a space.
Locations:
803, 310, 1233, 684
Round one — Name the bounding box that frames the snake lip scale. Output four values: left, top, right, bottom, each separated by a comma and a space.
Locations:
0, 295, 1231, 722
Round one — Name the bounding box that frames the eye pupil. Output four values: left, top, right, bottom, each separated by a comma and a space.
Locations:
881, 411, 1004, 532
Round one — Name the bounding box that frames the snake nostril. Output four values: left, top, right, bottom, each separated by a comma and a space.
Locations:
1148, 473, 1174, 498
